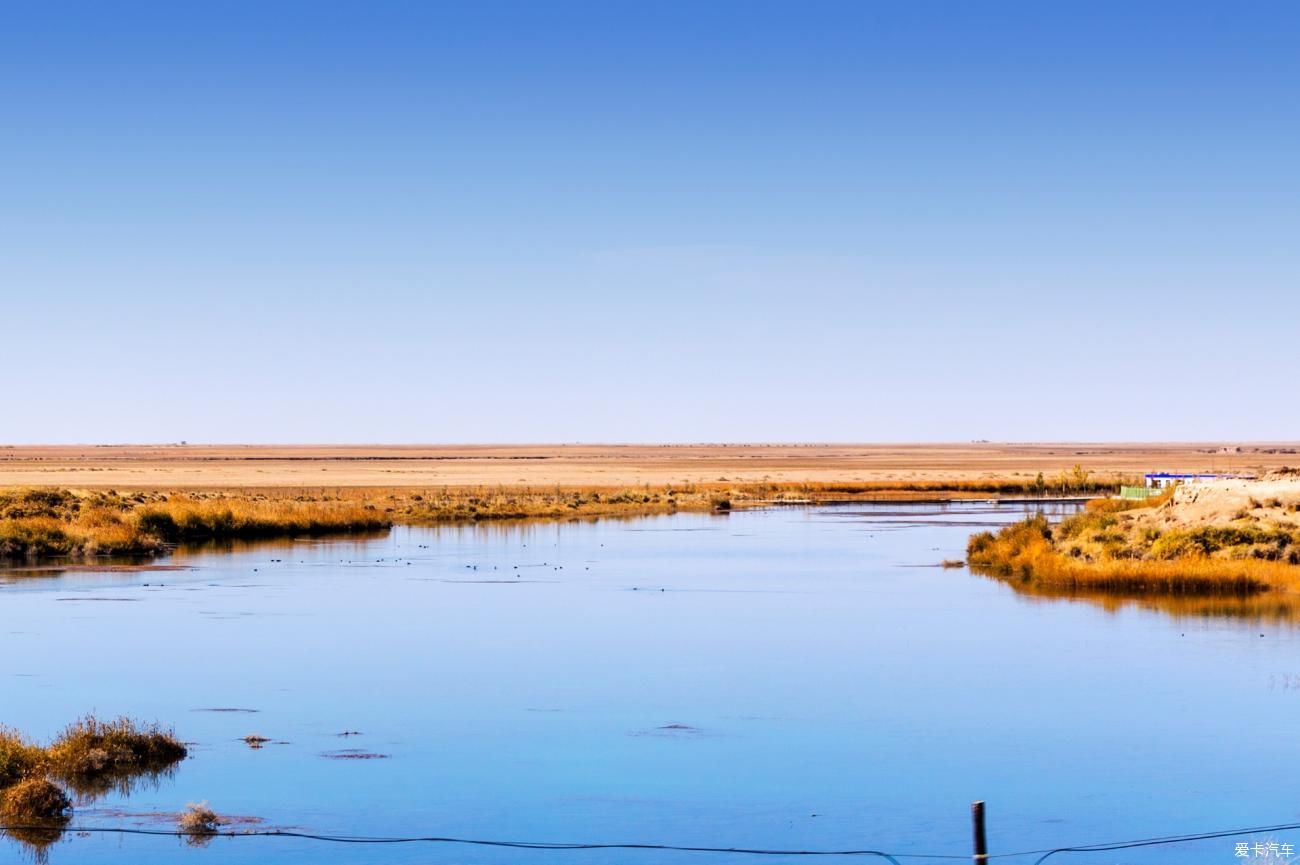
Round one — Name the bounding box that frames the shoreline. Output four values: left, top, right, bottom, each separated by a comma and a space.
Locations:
1, 483, 1102, 564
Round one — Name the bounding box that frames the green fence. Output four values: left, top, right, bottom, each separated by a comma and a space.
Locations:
1119, 485, 1161, 499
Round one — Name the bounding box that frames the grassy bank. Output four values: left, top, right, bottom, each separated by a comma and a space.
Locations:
967, 491, 1300, 596
0, 488, 393, 559
0, 471, 1123, 562
394, 476, 1117, 522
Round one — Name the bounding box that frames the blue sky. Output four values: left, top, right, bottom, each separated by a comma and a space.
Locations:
2, 1, 1297, 443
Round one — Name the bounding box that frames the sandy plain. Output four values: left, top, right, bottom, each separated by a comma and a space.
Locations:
1, 442, 1296, 490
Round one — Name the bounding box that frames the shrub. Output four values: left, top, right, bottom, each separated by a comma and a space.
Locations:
0, 778, 71, 822
178, 801, 222, 842
135, 510, 179, 541
47, 717, 187, 784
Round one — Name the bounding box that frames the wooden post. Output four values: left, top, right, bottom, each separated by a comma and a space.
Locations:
972, 800, 988, 864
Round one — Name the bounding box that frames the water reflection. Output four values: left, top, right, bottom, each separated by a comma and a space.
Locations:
2, 822, 66, 865
57, 765, 180, 803
977, 569, 1300, 623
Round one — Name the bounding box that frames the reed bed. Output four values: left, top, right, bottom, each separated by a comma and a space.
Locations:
0, 476, 1124, 562
0, 488, 391, 559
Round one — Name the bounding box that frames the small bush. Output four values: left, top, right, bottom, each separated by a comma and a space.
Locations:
0, 778, 71, 822
135, 510, 179, 541
47, 716, 187, 786
178, 801, 222, 842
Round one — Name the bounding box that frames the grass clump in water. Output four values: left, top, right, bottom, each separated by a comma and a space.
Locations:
0, 778, 72, 863
0, 729, 65, 859
0, 716, 195, 860
0, 778, 72, 823
178, 801, 222, 844
46, 716, 187, 796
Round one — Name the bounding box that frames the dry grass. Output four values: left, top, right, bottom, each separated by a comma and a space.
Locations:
0, 480, 1125, 563
178, 801, 221, 837
0, 730, 61, 861
46, 716, 187, 790
0, 779, 71, 823
346, 477, 1119, 524
0, 488, 391, 559
0, 717, 191, 859
0, 778, 72, 863
0, 729, 44, 791
967, 485, 1300, 596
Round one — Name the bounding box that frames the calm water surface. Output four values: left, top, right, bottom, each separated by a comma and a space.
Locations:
3, 503, 1298, 864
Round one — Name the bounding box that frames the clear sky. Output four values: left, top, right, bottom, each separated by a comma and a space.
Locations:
2, 1, 1297, 444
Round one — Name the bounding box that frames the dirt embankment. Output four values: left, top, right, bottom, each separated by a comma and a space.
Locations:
1158, 475, 1300, 528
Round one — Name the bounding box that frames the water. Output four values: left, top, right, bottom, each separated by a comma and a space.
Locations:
3, 502, 1298, 864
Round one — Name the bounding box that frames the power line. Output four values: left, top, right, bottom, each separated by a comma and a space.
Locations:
995, 820, 1300, 863
0, 827, 929, 861
4, 818, 1300, 862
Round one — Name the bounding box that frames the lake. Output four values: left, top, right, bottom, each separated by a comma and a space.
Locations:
2, 502, 1297, 864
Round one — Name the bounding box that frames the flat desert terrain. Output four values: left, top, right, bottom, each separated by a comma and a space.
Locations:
1, 443, 1296, 489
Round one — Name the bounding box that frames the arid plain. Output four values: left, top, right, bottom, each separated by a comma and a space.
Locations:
1, 442, 1295, 489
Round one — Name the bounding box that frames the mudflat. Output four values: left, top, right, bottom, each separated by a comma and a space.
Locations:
0, 442, 1295, 489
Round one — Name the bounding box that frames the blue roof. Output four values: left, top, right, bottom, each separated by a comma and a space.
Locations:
1144, 472, 1220, 479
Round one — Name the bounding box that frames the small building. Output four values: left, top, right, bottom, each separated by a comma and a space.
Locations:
1144, 472, 1222, 489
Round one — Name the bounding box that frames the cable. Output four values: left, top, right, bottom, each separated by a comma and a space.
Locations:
991, 820, 1300, 862
0, 826, 917, 862
6, 819, 1300, 862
